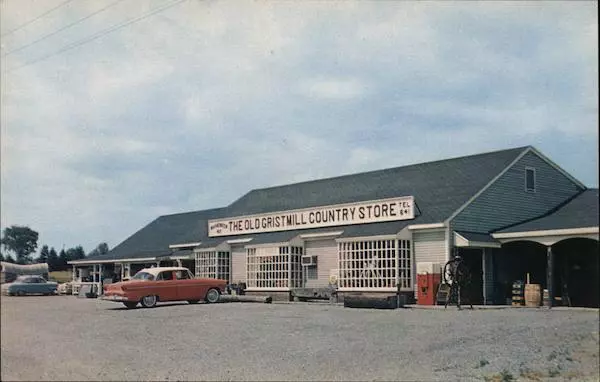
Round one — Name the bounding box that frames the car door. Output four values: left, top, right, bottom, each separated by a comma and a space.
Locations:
30, 277, 44, 294
155, 271, 177, 301
175, 269, 200, 300
32, 277, 51, 294
22, 277, 36, 294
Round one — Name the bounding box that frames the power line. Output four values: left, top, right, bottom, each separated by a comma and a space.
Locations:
1, 0, 75, 38
3, 0, 125, 57
4, 0, 188, 74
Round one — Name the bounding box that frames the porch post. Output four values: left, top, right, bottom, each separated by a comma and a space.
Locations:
176, 259, 182, 267
482, 248, 487, 305
72, 265, 76, 282
99, 264, 103, 296
546, 246, 554, 308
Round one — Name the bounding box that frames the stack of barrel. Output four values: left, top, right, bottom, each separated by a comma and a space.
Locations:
512, 280, 525, 306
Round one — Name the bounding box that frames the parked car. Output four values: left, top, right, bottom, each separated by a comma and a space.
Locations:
1, 275, 58, 296
102, 267, 226, 309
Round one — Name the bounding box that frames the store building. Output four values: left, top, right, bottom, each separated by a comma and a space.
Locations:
69, 146, 599, 306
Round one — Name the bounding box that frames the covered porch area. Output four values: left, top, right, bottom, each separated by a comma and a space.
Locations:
493, 228, 599, 307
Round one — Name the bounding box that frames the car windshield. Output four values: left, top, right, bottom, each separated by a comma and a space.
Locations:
131, 272, 154, 281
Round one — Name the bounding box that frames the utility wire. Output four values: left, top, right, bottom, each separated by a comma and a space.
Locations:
4, 0, 188, 74
1, 0, 75, 37
3, 0, 125, 57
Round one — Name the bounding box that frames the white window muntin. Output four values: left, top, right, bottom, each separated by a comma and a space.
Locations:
246, 245, 303, 290
195, 250, 231, 282
337, 238, 412, 292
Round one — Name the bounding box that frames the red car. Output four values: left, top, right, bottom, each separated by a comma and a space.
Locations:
102, 267, 226, 309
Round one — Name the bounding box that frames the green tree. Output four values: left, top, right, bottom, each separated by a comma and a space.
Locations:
65, 246, 85, 262
37, 245, 50, 264
58, 249, 68, 271
88, 242, 109, 258
48, 248, 59, 271
1, 226, 39, 264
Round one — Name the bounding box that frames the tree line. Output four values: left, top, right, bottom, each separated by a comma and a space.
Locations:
0, 225, 109, 271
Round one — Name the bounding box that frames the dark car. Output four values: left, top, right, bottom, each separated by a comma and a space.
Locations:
1, 275, 58, 296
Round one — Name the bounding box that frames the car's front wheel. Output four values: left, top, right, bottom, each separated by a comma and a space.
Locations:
141, 295, 157, 308
205, 288, 220, 303
123, 302, 138, 309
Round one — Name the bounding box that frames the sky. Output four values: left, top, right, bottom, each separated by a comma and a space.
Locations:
1, 0, 598, 256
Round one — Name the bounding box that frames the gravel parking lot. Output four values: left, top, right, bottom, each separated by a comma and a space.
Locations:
1, 296, 598, 381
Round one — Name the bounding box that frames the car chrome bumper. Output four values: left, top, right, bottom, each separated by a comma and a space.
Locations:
101, 295, 129, 302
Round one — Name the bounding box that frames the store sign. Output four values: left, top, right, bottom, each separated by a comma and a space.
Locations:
208, 196, 414, 237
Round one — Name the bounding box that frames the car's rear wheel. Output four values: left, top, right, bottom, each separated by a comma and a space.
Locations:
141, 295, 157, 308
187, 300, 200, 304
205, 288, 220, 303
123, 302, 138, 309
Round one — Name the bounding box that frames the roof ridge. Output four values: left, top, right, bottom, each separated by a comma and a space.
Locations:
247, 145, 530, 193
158, 207, 225, 219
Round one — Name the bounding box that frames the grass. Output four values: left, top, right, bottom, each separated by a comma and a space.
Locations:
475, 359, 490, 368
48, 271, 72, 283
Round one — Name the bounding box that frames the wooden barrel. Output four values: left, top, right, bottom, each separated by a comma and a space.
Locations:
525, 284, 541, 307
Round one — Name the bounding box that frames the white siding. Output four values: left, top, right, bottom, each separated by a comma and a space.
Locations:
303, 239, 337, 288
230, 245, 247, 284
413, 230, 447, 264
413, 230, 447, 295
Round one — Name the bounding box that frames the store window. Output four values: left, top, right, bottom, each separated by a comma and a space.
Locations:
525, 167, 536, 192
246, 246, 303, 289
338, 239, 411, 290
195, 251, 230, 282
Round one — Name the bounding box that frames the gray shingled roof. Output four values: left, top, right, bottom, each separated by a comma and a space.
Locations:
83, 208, 225, 262
496, 189, 599, 233
83, 146, 531, 262
227, 146, 528, 223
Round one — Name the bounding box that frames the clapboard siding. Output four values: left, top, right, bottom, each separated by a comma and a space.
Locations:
413, 230, 446, 296
230, 245, 247, 283
304, 239, 338, 288
452, 151, 583, 233
414, 230, 447, 264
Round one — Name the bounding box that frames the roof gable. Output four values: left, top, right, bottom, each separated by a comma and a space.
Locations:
226, 146, 529, 224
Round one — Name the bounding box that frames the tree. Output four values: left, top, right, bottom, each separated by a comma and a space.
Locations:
1, 226, 39, 264
66, 246, 86, 261
88, 242, 109, 258
48, 248, 59, 271
37, 245, 50, 264
3, 254, 16, 263
58, 249, 68, 271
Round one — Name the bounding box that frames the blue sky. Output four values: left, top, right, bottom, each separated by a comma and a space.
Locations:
1, 1, 598, 255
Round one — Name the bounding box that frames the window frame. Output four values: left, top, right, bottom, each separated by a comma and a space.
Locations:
525, 167, 536, 193
337, 238, 412, 292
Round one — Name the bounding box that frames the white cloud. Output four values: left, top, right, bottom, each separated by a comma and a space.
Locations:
296, 78, 368, 100
1, 0, 597, 254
